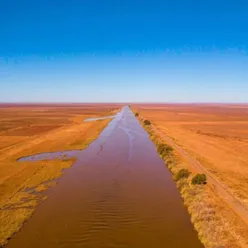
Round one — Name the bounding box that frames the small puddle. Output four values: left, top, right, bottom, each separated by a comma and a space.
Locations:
7, 106, 203, 248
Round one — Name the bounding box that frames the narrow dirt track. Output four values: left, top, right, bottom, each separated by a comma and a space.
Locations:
152, 125, 248, 225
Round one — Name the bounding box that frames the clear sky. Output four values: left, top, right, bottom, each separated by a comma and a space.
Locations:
1, 0, 248, 103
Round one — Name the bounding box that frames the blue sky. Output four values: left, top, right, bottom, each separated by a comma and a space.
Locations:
1, 0, 248, 102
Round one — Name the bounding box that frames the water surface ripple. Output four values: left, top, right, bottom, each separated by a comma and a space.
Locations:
8, 106, 203, 248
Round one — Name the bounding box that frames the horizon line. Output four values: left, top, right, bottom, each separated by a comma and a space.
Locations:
0, 102, 248, 105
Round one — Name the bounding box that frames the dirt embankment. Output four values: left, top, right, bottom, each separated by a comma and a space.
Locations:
132, 105, 248, 248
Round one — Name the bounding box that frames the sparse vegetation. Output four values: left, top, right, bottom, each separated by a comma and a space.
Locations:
174, 168, 190, 181
132, 104, 248, 211
143, 119, 151, 125
191, 173, 207, 185
157, 143, 173, 156
135, 112, 139, 117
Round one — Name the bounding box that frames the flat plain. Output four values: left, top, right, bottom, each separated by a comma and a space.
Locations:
134, 103, 248, 206
2, 103, 248, 248
0, 103, 120, 246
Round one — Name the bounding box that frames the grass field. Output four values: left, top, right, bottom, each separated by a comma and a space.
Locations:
133, 104, 248, 248
134, 104, 248, 206
0, 103, 121, 246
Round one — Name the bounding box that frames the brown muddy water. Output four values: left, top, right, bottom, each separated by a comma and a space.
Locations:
7, 106, 203, 248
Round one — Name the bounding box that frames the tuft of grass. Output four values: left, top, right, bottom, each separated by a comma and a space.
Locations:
135, 113, 139, 117
157, 143, 173, 156
174, 168, 191, 181
143, 119, 151, 126
192, 174, 207, 185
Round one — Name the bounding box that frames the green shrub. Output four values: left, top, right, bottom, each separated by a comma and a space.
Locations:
174, 168, 190, 181
157, 143, 173, 156
174, 169, 191, 181
135, 113, 139, 117
144, 119, 151, 125
191, 174, 207, 185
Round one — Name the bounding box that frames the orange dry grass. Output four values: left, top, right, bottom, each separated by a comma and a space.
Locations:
134, 104, 248, 207
0, 104, 120, 246
0, 104, 120, 148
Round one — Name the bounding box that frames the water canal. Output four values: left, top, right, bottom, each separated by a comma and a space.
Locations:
8, 106, 203, 248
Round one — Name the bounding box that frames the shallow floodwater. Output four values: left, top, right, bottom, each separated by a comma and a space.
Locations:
84, 115, 116, 122
8, 106, 203, 248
